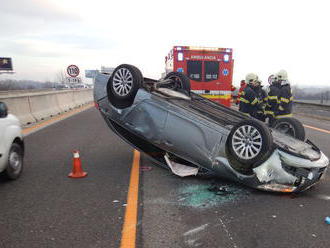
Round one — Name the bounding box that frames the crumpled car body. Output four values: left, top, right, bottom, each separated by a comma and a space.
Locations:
94, 72, 329, 193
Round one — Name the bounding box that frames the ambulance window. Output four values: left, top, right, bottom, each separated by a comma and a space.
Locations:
204, 61, 219, 81
187, 61, 202, 81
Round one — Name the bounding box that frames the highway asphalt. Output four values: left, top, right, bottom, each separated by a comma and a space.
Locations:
1, 107, 330, 248
0, 108, 133, 248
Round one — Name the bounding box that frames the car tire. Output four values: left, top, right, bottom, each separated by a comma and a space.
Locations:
163, 72, 191, 96
130, 65, 144, 82
227, 119, 273, 171
107, 64, 143, 108
271, 117, 305, 141
5, 143, 24, 180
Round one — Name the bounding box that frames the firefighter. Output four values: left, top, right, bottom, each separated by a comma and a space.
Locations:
254, 79, 268, 122
276, 70, 293, 118
239, 73, 259, 117
236, 80, 247, 105
264, 74, 281, 124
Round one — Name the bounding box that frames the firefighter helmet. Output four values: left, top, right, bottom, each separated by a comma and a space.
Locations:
245, 73, 258, 84
276, 70, 288, 81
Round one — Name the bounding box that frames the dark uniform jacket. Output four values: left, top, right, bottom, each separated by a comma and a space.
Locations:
277, 83, 293, 118
239, 85, 259, 117
264, 83, 281, 117
255, 86, 268, 113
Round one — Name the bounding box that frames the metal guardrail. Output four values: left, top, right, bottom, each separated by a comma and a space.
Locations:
293, 100, 330, 121
294, 99, 330, 107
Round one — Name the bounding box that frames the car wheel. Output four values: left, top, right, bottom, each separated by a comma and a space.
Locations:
227, 120, 273, 170
107, 64, 142, 108
5, 143, 24, 180
163, 72, 191, 96
271, 117, 305, 141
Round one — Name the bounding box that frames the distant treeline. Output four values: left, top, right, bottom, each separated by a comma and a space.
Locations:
0, 79, 63, 91
292, 86, 330, 101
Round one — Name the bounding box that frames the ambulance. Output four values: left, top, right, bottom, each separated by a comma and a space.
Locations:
165, 46, 234, 107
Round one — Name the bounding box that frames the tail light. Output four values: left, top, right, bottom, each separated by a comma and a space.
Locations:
94, 101, 100, 109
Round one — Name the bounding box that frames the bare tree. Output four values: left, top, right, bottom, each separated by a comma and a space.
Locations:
55, 70, 67, 84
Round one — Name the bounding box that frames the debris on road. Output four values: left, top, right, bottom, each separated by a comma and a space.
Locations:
112, 200, 119, 203
177, 182, 249, 208
164, 154, 199, 177
325, 216, 330, 224
140, 166, 153, 172
208, 184, 233, 196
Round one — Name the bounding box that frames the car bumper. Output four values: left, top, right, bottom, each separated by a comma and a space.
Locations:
253, 150, 329, 192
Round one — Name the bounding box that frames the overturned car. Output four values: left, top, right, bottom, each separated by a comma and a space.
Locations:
94, 64, 329, 193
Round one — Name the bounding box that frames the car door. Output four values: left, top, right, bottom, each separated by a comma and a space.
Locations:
162, 110, 224, 168
122, 100, 169, 146
0, 117, 9, 170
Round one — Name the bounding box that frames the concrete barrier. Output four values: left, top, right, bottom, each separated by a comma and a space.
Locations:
0, 96, 36, 124
72, 89, 93, 107
56, 91, 76, 112
81, 90, 92, 104
28, 93, 62, 121
73, 90, 85, 107
0, 89, 93, 125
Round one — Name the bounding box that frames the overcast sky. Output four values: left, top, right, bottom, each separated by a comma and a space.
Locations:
1, 0, 329, 87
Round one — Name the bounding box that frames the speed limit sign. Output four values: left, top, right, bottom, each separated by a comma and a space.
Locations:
67, 65, 80, 77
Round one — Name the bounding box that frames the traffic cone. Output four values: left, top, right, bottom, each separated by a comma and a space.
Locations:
68, 150, 88, 178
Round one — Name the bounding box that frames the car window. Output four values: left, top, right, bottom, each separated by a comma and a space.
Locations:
204, 61, 219, 82
187, 60, 202, 82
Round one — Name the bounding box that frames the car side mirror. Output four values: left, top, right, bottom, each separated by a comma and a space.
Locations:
0, 102, 8, 118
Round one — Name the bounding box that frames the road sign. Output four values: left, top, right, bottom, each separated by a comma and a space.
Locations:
66, 77, 82, 84
67, 65, 80, 77
0, 57, 13, 71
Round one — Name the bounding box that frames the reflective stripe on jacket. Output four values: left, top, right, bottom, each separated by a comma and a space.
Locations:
265, 84, 280, 117
276, 84, 293, 118
239, 85, 259, 116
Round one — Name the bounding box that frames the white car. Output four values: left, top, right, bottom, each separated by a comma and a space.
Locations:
0, 102, 24, 180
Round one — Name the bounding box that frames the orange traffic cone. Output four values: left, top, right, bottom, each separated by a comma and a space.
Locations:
68, 150, 88, 178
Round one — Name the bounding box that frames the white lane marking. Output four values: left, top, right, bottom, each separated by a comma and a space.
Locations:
185, 239, 202, 247
219, 217, 238, 248
184, 224, 209, 236
315, 194, 330, 201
